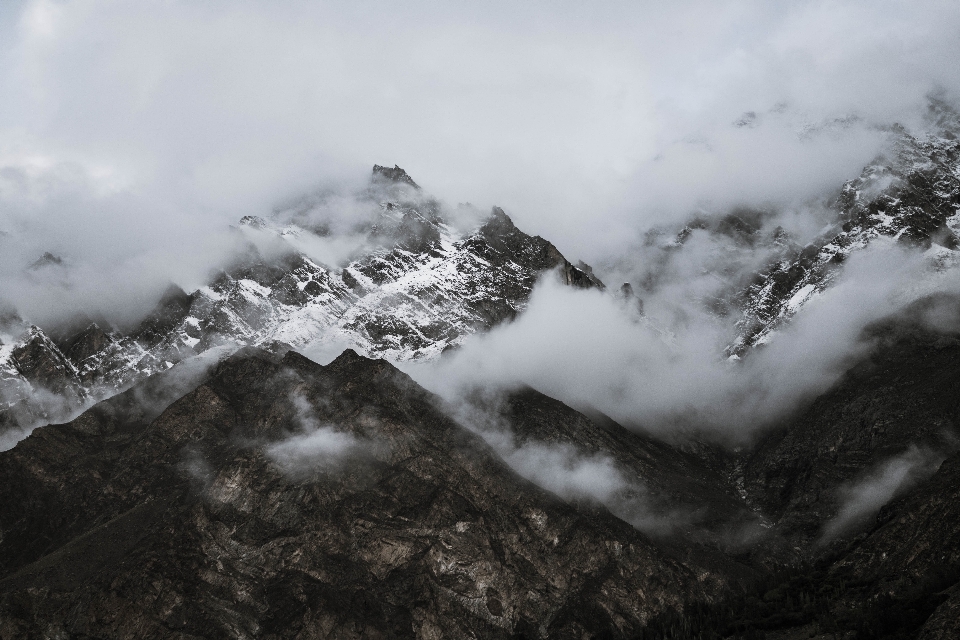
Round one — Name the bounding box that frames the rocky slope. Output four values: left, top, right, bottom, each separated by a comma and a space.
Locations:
0, 347, 739, 639
0, 166, 602, 447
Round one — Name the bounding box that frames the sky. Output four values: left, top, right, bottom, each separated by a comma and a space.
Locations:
0, 0, 958, 323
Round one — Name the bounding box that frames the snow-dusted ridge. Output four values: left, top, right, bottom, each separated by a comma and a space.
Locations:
730, 127, 960, 352
0, 166, 603, 442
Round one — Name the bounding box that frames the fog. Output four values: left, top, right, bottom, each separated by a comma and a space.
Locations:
822, 445, 947, 539
1, 0, 959, 326
265, 394, 366, 478
410, 243, 960, 443
447, 400, 687, 535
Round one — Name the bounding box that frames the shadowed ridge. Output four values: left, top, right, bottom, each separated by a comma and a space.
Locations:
132, 283, 193, 348
476, 206, 605, 290
0, 327, 734, 638
309, 347, 410, 387
491, 386, 757, 540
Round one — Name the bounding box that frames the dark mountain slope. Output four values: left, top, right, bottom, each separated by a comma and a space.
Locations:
491, 387, 759, 543
0, 348, 733, 639
740, 306, 960, 561
825, 451, 960, 639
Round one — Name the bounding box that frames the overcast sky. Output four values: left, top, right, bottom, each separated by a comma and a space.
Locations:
0, 0, 958, 322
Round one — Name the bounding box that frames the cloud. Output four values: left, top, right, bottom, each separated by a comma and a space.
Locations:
821, 445, 947, 539
409, 243, 960, 443
266, 426, 363, 477
0, 0, 956, 318
264, 393, 365, 477
447, 401, 688, 535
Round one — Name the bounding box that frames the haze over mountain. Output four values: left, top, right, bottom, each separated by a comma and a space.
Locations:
2, 1, 960, 638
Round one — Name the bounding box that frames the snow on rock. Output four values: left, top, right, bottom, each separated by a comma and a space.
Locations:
728, 123, 960, 354
0, 166, 604, 442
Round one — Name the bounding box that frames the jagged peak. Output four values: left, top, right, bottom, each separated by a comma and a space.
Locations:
480, 206, 518, 236
27, 252, 64, 271
158, 283, 190, 305
238, 215, 269, 229
371, 164, 420, 189
328, 347, 370, 367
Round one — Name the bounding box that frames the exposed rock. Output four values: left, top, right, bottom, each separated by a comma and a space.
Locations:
372, 163, 420, 189
0, 348, 733, 638
740, 311, 960, 562
26, 252, 63, 271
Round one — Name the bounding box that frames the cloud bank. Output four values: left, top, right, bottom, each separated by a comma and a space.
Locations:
410, 244, 960, 442
0, 0, 959, 326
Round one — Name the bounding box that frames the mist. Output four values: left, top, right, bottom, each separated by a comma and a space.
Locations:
822, 445, 948, 539
1, 1, 959, 326
409, 242, 960, 442
265, 394, 367, 478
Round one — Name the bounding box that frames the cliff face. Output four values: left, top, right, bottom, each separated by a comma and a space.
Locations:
740, 311, 960, 562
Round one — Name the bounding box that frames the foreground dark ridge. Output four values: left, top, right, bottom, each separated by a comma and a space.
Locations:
0, 347, 735, 639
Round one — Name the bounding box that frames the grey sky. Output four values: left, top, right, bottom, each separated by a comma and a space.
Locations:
0, 0, 958, 323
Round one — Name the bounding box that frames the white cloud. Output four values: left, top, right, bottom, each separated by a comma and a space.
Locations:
822, 445, 947, 539
409, 244, 960, 442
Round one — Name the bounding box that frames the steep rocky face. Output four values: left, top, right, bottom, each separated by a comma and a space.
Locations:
822, 451, 960, 639
0, 348, 733, 639
0, 166, 603, 445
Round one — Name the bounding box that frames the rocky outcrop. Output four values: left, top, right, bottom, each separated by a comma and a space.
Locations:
729, 123, 960, 353
372, 163, 421, 189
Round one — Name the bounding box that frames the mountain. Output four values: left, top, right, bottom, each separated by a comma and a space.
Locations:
2, 309, 959, 637
0, 166, 602, 448
0, 347, 741, 639
729, 116, 960, 354
2, 115, 960, 637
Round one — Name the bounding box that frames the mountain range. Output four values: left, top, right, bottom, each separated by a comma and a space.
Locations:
1, 106, 960, 638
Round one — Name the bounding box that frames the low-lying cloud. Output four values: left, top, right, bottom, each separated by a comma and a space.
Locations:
822, 445, 948, 539
265, 394, 366, 478
448, 403, 687, 535
410, 242, 960, 443
266, 426, 363, 477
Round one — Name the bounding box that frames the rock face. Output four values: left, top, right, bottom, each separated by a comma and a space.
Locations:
0, 348, 734, 639
0, 166, 603, 446
475, 387, 756, 542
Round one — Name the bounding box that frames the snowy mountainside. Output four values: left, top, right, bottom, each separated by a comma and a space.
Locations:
0, 165, 603, 441
628, 114, 960, 356
729, 123, 960, 352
